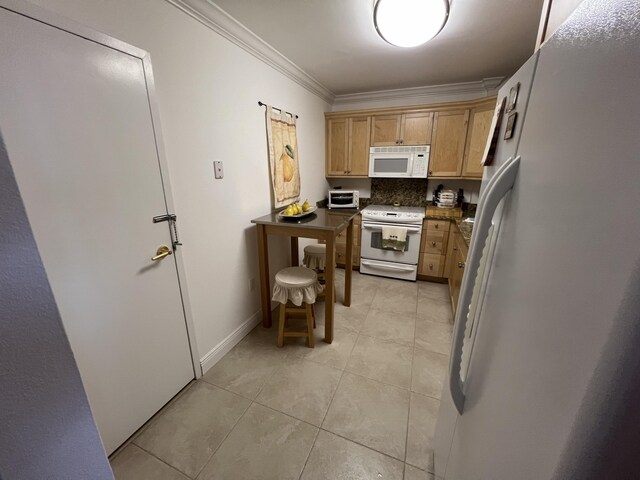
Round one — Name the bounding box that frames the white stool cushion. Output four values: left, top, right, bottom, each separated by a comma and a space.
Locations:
272, 266, 324, 306
303, 244, 327, 270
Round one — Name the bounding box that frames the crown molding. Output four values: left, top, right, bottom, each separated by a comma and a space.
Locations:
165, 0, 505, 109
333, 77, 505, 109
166, 0, 335, 104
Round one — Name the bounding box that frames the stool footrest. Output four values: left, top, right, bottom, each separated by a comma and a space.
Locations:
283, 331, 310, 338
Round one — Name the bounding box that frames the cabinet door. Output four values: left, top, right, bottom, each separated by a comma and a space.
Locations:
326, 118, 348, 176
451, 234, 469, 313
429, 110, 470, 177
444, 226, 458, 280
371, 114, 402, 146
348, 116, 371, 176
462, 102, 495, 177
401, 112, 433, 145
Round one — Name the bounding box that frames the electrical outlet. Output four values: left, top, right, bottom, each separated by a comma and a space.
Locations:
249, 277, 256, 291
214, 161, 224, 179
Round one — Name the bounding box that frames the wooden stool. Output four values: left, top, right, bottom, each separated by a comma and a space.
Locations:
272, 266, 323, 348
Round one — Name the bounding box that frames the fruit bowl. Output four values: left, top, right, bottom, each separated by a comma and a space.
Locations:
278, 206, 317, 219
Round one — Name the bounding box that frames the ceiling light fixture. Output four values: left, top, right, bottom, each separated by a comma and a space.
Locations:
374, 0, 450, 48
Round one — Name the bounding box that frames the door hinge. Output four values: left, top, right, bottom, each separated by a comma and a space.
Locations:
153, 213, 182, 250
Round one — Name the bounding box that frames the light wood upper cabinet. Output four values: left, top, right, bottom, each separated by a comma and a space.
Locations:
429, 109, 470, 177
371, 115, 401, 146
371, 112, 433, 146
462, 101, 495, 178
402, 112, 433, 145
326, 118, 348, 176
326, 97, 495, 180
326, 116, 370, 177
348, 116, 371, 176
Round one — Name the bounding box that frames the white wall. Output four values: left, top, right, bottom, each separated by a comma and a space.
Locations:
31, 0, 330, 370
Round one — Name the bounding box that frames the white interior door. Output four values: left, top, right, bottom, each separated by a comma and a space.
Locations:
0, 5, 194, 454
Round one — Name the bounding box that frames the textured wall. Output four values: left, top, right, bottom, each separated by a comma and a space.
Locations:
0, 136, 113, 479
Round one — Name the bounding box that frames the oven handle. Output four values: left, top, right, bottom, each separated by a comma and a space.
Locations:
360, 259, 416, 272
362, 223, 422, 233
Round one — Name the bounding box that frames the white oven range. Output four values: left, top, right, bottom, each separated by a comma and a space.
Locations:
360, 205, 425, 281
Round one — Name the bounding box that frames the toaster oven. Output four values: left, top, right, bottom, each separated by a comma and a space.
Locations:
328, 190, 359, 209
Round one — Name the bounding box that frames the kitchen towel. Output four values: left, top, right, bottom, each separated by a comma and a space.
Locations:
382, 226, 407, 251
265, 105, 300, 209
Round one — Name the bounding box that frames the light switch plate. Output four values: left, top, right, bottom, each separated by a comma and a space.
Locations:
213, 161, 224, 179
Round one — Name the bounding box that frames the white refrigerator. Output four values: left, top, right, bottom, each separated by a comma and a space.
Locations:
434, 0, 640, 478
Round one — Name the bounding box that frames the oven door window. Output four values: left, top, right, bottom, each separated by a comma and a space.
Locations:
369, 230, 411, 252
372, 157, 409, 174
331, 194, 354, 205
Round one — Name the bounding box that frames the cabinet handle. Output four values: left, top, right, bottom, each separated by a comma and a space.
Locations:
435, 224, 439, 229
429, 264, 434, 269
429, 170, 433, 175
431, 241, 437, 247
458, 262, 465, 268
400, 139, 404, 144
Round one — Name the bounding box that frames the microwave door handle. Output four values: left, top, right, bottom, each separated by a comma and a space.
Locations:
448, 155, 521, 416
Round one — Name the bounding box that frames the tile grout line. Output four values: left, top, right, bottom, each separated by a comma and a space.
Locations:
296, 424, 321, 480
129, 443, 195, 479
190, 391, 253, 480
403, 293, 419, 473
295, 308, 366, 479
316, 427, 407, 464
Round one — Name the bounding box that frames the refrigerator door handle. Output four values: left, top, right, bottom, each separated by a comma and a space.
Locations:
449, 155, 521, 415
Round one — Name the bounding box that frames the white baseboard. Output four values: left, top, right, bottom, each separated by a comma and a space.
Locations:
200, 311, 261, 374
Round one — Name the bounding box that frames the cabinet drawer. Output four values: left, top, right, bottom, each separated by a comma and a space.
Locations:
419, 253, 445, 277
421, 232, 449, 255
426, 219, 450, 232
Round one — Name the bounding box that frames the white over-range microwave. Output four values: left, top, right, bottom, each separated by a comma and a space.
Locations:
368, 145, 430, 178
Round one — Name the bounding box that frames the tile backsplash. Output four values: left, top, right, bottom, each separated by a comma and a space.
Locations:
327, 178, 481, 207
370, 178, 430, 207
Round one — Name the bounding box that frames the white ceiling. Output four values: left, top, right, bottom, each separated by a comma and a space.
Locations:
211, 0, 544, 96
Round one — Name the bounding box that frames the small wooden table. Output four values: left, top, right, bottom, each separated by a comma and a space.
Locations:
251, 209, 358, 343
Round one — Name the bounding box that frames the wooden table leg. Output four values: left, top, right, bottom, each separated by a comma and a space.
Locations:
256, 224, 272, 327
344, 219, 353, 307
324, 235, 336, 344
290, 236, 299, 266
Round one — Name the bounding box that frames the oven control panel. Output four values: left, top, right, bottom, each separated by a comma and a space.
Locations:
361, 206, 425, 224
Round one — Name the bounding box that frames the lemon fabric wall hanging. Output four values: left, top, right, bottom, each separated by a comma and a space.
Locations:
265, 105, 300, 209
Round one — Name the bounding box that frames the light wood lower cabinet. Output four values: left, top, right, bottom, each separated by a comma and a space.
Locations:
447, 224, 469, 315
327, 211, 361, 267
418, 219, 450, 278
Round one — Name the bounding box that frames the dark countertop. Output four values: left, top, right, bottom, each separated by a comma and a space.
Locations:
316, 203, 476, 246
455, 219, 474, 246
251, 208, 359, 230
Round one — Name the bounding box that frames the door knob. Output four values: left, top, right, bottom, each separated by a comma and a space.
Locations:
152, 245, 172, 261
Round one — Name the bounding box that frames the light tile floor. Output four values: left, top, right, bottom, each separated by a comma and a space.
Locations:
110, 271, 453, 480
